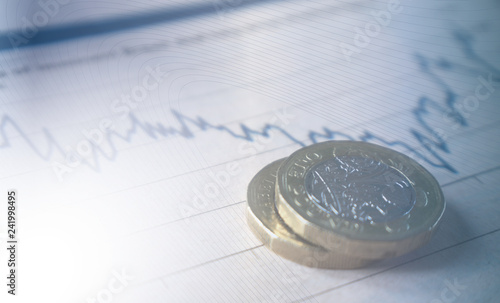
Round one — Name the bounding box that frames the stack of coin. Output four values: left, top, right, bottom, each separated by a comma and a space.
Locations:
246, 141, 445, 269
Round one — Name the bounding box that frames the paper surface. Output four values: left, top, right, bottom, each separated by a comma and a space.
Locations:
1, 0, 499, 302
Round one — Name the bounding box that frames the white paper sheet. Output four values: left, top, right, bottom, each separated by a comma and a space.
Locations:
1, 0, 499, 302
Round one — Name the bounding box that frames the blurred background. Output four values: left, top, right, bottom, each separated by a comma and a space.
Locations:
1, 0, 499, 302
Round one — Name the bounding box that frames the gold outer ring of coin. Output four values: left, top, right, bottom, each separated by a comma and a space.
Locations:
275, 141, 446, 260
246, 158, 374, 269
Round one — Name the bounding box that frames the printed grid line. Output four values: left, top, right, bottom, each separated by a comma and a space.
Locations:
296, 228, 500, 302
127, 163, 500, 293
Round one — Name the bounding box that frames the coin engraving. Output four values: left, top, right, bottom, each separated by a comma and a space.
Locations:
247, 158, 373, 268
304, 155, 416, 224
276, 141, 445, 257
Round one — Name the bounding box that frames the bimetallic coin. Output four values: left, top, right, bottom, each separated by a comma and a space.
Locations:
275, 141, 445, 260
246, 159, 373, 269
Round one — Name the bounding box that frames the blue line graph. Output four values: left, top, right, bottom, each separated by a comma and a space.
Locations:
0, 30, 499, 174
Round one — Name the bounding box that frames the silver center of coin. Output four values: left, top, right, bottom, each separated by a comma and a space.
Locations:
304, 155, 416, 223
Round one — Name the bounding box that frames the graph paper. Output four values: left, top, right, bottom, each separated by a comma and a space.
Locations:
0, 0, 499, 302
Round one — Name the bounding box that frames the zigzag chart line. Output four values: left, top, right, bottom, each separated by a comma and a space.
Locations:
0, 30, 499, 174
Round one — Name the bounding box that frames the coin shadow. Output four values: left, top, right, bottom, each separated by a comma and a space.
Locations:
367, 203, 473, 271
